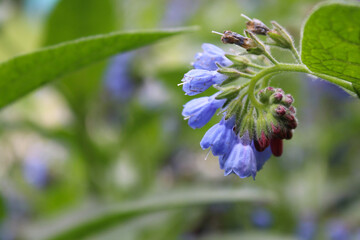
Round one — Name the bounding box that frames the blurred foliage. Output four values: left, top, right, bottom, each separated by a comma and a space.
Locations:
0, 0, 358, 240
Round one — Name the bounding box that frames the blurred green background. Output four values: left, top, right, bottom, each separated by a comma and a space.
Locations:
0, 0, 359, 239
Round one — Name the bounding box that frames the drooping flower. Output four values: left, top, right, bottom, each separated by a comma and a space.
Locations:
182, 94, 226, 129
193, 43, 232, 71
181, 69, 227, 96
220, 139, 258, 179
253, 143, 272, 171
200, 117, 237, 156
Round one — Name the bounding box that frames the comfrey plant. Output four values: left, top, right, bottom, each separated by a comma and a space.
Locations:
180, 8, 360, 179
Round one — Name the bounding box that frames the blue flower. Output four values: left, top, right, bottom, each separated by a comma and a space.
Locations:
181, 69, 227, 96
327, 221, 350, 240
182, 94, 225, 129
251, 208, 273, 228
219, 138, 257, 179
296, 217, 317, 240
200, 117, 237, 156
218, 136, 272, 179
193, 43, 232, 71
104, 52, 135, 102
253, 143, 272, 171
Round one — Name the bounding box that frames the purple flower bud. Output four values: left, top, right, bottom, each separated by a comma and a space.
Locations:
270, 138, 283, 157
200, 117, 237, 156
282, 94, 294, 106
181, 69, 227, 96
193, 43, 232, 71
182, 94, 226, 129
254, 132, 270, 152
274, 105, 286, 116
271, 92, 283, 103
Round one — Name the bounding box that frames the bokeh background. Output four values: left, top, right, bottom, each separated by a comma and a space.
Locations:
0, 0, 359, 239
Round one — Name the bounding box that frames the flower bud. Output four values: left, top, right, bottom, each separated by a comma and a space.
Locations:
268, 21, 294, 49
284, 130, 293, 140
281, 94, 294, 107
254, 132, 270, 152
224, 99, 242, 121
270, 138, 283, 157
246, 18, 270, 35
269, 92, 283, 104
224, 54, 251, 69
289, 106, 296, 114
216, 66, 243, 78
216, 87, 240, 101
259, 87, 275, 104
286, 118, 298, 130
271, 105, 286, 117
221, 31, 256, 50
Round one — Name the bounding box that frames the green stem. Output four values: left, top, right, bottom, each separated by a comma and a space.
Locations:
263, 50, 279, 65
247, 63, 354, 109
246, 62, 266, 69
290, 44, 302, 63
261, 73, 275, 88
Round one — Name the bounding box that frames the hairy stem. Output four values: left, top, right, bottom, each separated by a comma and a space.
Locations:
247, 63, 354, 109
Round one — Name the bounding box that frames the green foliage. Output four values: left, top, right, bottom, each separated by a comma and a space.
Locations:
43, 0, 117, 46
26, 188, 274, 240
0, 27, 195, 109
301, 2, 360, 95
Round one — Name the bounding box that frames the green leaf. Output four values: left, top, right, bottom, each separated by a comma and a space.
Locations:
22, 187, 275, 240
301, 2, 360, 87
43, 0, 117, 46
353, 83, 360, 98
0, 27, 196, 109
199, 232, 297, 240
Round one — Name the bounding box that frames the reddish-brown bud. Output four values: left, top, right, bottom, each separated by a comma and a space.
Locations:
270, 138, 283, 157
284, 130, 293, 140
282, 94, 294, 106
289, 106, 296, 114
284, 114, 295, 122
275, 105, 286, 116
287, 119, 298, 129
266, 87, 275, 92
254, 132, 270, 152
270, 92, 283, 103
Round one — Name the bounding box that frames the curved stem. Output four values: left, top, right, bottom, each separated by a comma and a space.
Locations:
247, 63, 354, 109
261, 73, 275, 88
290, 44, 301, 63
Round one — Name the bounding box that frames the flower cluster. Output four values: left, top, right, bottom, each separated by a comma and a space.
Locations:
180, 15, 300, 179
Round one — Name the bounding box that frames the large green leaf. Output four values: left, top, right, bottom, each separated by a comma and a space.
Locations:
301, 2, 360, 95
22, 187, 275, 240
43, 0, 117, 46
0, 27, 196, 109
42, 0, 118, 115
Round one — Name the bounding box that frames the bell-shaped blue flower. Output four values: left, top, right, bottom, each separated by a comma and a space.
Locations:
200, 117, 237, 156
220, 139, 258, 179
193, 43, 232, 71
181, 69, 227, 96
182, 94, 225, 129
253, 144, 272, 171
